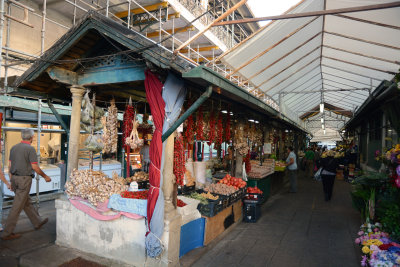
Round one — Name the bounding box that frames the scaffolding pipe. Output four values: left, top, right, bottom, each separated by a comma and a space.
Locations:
127, 0, 131, 29
40, 0, 46, 55
3, 3, 10, 92
36, 99, 42, 207
0, 0, 5, 94
0, 108, 6, 226
73, 0, 76, 24
105, 0, 109, 17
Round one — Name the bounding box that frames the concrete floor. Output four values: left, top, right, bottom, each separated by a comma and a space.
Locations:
183, 173, 362, 267
0, 172, 361, 267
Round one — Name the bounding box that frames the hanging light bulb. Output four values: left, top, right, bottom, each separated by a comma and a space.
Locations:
320, 103, 324, 113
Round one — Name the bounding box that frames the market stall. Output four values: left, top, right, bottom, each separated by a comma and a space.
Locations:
10, 11, 308, 266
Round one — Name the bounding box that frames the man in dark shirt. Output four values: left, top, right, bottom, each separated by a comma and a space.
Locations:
2, 129, 52, 240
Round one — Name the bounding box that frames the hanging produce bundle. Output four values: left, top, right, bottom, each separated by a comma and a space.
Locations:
207, 111, 216, 146
216, 113, 223, 145
102, 99, 118, 154
225, 110, 231, 142
184, 101, 194, 144
123, 101, 135, 145
196, 106, 204, 141
80, 91, 104, 133
244, 153, 251, 173
126, 117, 144, 150
84, 134, 103, 154
65, 170, 127, 206
173, 135, 185, 186
234, 122, 250, 156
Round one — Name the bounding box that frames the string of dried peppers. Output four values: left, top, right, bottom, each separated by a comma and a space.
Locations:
225, 110, 231, 142
120, 190, 148, 199
217, 113, 223, 145
173, 135, 185, 186
123, 104, 135, 145
207, 111, 216, 146
196, 106, 204, 141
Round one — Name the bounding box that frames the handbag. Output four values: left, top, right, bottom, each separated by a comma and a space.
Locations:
314, 167, 323, 181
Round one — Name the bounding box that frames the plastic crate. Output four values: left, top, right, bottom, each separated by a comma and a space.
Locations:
180, 218, 205, 257
197, 200, 220, 217
243, 201, 261, 223
244, 193, 264, 204
178, 185, 196, 195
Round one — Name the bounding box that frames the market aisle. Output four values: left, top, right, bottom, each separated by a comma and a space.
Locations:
189, 173, 361, 267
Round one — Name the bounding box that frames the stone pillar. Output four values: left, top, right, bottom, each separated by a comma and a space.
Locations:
159, 133, 182, 266
66, 86, 85, 180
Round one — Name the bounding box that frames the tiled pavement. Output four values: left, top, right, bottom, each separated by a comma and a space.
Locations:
0, 172, 361, 267
185, 173, 362, 267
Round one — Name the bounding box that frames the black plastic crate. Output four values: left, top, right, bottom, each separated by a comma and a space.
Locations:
244, 192, 264, 204
178, 185, 196, 195
243, 201, 261, 223
198, 199, 221, 217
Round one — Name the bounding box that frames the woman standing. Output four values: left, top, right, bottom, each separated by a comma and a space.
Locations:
286, 146, 298, 193
320, 150, 339, 201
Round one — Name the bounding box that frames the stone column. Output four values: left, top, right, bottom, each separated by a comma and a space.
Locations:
160, 133, 181, 266
66, 86, 85, 180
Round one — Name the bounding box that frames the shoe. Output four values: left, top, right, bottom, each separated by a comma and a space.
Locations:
1, 233, 21, 240
35, 218, 48, 230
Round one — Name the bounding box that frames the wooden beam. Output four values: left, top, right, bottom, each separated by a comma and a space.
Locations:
323, 45, 400, 65
259, 56, 320, 93
227, 17, 319, 78
212, 1, 400, 26
47, 67, 78, 85
180, 45, 219, 54
115, 2, 168, 18
325, 31, 400, 51
242, 32, 322, 85
249, 45, 321, 90
174, 0, 247, 53
146, 25, 194, 38
333, 14, 400, 31
323, 55, 397, 75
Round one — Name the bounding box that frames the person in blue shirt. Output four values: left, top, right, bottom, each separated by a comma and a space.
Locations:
286, 146, 298, 193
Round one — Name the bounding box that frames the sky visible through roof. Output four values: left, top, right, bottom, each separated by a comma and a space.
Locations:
247, 0, 302, 26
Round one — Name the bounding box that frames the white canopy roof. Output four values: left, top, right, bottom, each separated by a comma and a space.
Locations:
220, 0, 400, 141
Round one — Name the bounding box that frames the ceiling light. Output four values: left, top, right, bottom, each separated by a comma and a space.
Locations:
230, 112, 233, 116
323, 129, 326, 135
255, 121, 259, 124
221, 110, 228, 113
320, 103, 324, 113
248, 119, 254, 122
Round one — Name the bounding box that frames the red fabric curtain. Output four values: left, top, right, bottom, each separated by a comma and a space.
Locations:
144, 70, 165, 230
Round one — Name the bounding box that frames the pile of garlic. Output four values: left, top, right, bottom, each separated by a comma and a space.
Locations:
102, 99, 118, 153
65, 169, 128, 206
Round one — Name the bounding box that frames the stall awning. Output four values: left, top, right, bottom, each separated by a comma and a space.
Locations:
219, 0, 400, 140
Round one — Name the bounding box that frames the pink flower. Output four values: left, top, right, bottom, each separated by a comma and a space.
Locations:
358, 231, 364, 236
355, 238, 361, 244
361, 255, 367, 266
374, 228, 379, 232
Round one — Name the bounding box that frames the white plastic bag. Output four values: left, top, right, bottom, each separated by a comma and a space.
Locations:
314, 167, 322, 181
242, 162, 248, 181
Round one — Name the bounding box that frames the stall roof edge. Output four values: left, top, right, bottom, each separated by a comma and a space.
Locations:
345, 80, 397, 129
12, 10, 196, 100
183, 65, 308, 133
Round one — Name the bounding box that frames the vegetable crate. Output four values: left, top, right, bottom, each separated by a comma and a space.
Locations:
243, 200, 261, 223
246, 177, 271, 202
177, 196, 200, 216
178, 185, 196, 195
197, 199, 222, 217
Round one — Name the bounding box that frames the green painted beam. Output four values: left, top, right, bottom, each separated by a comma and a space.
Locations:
48, 101, 70, 135
183, 66, 278, 117
0, 95, 72, 115
162, 86, 212, 142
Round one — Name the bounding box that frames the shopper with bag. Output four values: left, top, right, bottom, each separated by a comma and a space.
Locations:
320, 150, 339, 201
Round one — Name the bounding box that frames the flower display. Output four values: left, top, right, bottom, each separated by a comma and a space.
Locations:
355, 222, 400, 266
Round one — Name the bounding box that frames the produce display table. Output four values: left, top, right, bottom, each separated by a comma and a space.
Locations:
203, 201, 242, 245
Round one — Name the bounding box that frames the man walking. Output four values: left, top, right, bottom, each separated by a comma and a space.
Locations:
305, 147, 315, 179
2, 129, 52, 240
